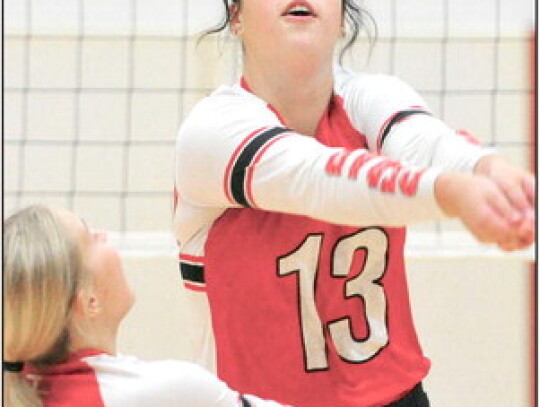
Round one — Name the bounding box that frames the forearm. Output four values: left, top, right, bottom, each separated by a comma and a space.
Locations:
250, 144, 447, 226
177, 127, 448, 227
382, 114, 493, 173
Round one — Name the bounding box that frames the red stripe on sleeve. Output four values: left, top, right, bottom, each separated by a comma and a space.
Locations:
223, 127, 268, 204
376, 106, 426, 152
244, 133, 291, 208
456, 129, 481, 145
184, 282, 208, 292
179, 253, 205, 264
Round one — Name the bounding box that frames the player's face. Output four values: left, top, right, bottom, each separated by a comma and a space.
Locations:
232, 0, 343, 61
58, 209, 135, 325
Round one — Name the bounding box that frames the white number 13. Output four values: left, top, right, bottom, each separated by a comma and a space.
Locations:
278, 228, 389, 371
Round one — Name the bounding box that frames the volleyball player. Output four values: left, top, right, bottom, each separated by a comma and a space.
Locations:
173, 1, 535, 406
3, 205, 293, 407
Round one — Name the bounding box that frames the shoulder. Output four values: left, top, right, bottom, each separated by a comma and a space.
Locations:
183, 84, 279, 128
176, 83, 285, 153
85, 354, 236, 406
334, 66, 419, 100
332, 66, 429, 145
85, 353, 212, 383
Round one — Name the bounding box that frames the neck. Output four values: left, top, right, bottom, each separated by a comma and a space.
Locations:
69, 320, 118, 355
243, 53, 335, 136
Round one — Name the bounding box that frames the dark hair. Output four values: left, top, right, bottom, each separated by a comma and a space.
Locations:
202, 0, 377, 63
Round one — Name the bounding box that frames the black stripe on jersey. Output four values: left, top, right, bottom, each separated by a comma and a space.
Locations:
380, 110, 431, 146
179, 262, 205, 283
231, 127, 290, 207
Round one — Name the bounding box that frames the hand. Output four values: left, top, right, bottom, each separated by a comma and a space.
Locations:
496, 209, 535, 251
475, 154, 535, 213
474, 155, 535, 250
435, 172, 534, 251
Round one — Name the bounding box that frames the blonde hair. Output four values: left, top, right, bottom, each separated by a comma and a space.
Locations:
3, 205, 84, 407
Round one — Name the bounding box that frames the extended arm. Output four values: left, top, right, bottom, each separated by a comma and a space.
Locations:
335, 69, 535, 250
176, 91, 445, 227
175, 89, 531, 250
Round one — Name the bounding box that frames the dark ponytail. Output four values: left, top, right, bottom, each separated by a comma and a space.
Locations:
341, 0, 378, 63
201, 0, 237, 38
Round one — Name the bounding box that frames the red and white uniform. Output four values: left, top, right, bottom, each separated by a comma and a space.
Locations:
174, 67, 490, 406
25, 349, 291, 407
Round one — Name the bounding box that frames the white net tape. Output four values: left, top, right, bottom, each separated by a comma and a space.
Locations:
107, 231, 535, 261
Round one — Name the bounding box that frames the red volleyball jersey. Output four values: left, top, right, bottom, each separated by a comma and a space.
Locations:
174, 67, 487, 406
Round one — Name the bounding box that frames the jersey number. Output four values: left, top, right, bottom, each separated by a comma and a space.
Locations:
278, 228, 389, 371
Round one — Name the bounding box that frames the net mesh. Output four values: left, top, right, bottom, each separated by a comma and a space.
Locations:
4, 0, 535, 258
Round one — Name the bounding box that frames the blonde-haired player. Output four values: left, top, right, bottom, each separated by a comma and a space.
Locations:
4, 205, 293, 407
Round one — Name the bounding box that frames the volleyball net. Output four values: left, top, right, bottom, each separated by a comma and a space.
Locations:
4, 0, 535, 259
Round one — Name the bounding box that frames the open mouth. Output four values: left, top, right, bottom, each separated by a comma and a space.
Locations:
283, 2, 316, 18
